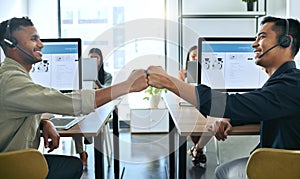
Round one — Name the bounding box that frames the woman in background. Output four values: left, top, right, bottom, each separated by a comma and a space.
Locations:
178, 45, 207, 167
74, 48, 112, 168
89, 48, 112, 88
178, 45, 198, 81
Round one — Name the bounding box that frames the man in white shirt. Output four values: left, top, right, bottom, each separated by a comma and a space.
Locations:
0, 17, 148, 179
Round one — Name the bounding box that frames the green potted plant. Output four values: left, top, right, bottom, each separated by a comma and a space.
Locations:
242, 0, 258, 11
143, 86, 167, 108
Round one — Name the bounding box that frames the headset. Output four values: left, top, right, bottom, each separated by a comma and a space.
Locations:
278, 18, 291, 48
4, 18, 17, 48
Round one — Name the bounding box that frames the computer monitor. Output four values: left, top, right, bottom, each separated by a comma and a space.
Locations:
198, 37, 268, 92
29, 38, 82, 92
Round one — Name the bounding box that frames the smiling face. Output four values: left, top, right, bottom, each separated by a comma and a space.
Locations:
252, 22, 282, 68
252, 20, 294, 76
12, 25, 44, 64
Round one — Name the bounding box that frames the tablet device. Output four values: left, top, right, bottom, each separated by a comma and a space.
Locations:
186, 61, 198, 84
49, 116, 84, 130
82, 58, 98, 81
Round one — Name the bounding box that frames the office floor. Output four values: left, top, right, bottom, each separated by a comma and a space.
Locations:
49, 128, 259, 179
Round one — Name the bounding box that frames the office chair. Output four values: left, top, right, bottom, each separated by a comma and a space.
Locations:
246, 148, 300, 179
0, 148, 48, 179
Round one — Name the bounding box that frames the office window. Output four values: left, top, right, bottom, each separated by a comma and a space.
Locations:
60, 0, 165, 82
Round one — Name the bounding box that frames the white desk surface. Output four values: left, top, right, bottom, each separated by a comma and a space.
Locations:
58, 100, 120, 137
163, 92, 260, 136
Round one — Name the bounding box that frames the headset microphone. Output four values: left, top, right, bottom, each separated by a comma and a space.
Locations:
4, 38, 36, 60
257, 43, 279, 58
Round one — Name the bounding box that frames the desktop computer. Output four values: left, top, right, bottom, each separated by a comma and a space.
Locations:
198, 37, 268, 92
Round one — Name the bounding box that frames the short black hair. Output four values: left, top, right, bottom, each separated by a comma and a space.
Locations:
261, 16, 300, 57
0, 17, 34, 51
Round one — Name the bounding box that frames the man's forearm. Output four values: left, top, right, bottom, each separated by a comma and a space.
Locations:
94, 81, 131, 107
165, 75, 197, 106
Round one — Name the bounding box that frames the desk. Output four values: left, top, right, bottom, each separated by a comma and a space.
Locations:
58, 100, 120, 179
163, 92, 260, 179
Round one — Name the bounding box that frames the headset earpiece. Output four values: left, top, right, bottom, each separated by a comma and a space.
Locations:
278, 19, 291, 48
3, 19, 17, 48
278, 35, 291, 48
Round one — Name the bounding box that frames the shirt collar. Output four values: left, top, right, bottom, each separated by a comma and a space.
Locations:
269, 61, 296, 79
2, 57, 29, 75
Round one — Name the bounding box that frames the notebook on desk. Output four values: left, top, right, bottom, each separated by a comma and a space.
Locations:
49, 116, 84, 130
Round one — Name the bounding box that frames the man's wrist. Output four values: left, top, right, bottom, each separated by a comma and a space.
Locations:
41, 113, 54, 120
40, 113, 54, 129
224, 118, 231, 122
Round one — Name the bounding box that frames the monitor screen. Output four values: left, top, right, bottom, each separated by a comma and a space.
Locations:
29, 38, 82, 92
198, 37, 268, 92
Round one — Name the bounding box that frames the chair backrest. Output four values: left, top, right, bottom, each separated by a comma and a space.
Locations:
246, 148, 300, 179
0, 149, 48, 179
